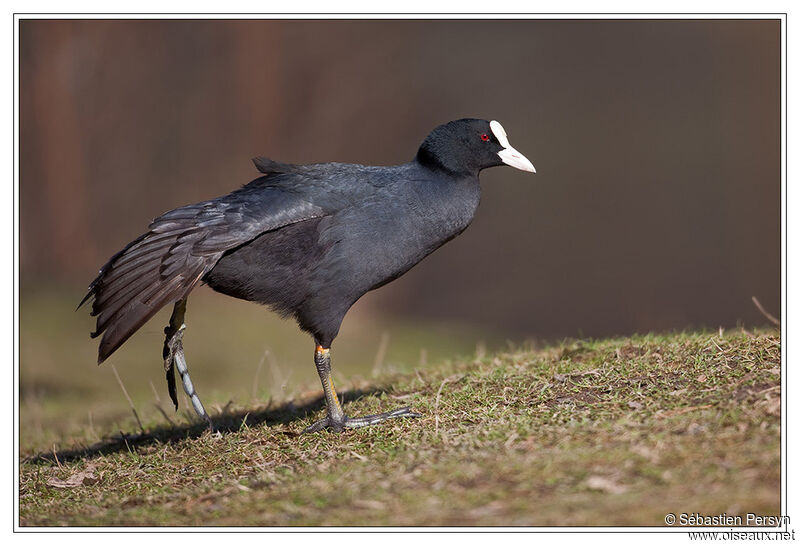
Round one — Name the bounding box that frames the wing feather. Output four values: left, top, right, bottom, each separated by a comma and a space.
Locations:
82, 178, 325, 363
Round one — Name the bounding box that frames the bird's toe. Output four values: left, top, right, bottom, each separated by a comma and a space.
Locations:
302, 407, 421, 434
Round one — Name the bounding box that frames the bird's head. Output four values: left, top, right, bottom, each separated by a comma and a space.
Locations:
416, 118, 536, 176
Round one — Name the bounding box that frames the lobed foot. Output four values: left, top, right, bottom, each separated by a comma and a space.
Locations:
162, 324, 185, 370
163, 323, 215, 432
162, 323, 185, 409
303, 406, 421, 434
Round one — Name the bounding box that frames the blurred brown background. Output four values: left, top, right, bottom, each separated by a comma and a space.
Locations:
20, 18, 780, 341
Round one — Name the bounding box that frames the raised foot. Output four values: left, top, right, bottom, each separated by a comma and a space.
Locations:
302, 407, 421, 434
163, 323, 215, 432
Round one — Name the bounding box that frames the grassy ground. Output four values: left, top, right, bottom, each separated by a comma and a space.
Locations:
20, 284, 493, 453
19, 327, 780, 526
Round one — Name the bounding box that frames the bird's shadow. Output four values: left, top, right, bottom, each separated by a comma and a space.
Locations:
23, 387, 387, 466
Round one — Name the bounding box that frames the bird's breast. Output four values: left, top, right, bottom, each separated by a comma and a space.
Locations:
320, 179, 481, 296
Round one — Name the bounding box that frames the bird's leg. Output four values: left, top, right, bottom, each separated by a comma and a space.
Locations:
305, 346, 345, 432
303, 345, 421, 433
163, 299, 214, 431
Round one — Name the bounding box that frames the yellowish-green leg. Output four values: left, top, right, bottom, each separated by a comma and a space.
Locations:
303, 345, 421, 433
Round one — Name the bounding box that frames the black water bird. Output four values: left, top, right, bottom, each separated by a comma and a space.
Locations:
81, 118, 536, 432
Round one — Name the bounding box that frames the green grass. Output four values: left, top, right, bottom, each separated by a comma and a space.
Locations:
20, 284, 494, 453
19, 327, 780, 526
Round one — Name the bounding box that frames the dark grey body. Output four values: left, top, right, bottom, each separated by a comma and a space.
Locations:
205, 162, 480, 346
82, 118, 512, 371
81, 117, 530, 432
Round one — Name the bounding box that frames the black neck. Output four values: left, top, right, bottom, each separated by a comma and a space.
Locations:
415, 146, 478, 178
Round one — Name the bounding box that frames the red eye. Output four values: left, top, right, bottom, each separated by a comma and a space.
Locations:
480, 133, 490, 142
